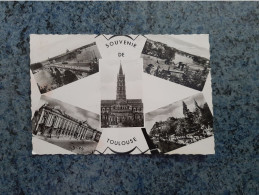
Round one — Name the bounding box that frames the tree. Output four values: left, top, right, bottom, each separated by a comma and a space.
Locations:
145, 64, 154, 74
164, 46, 175, 62
201, 103, 213, 128
89, 62, 99, 74
142, 40, 153, 55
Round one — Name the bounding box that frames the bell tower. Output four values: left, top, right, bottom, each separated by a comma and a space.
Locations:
116, 63, 126, 100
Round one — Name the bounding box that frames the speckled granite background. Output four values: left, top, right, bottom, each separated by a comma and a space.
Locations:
0, 1, 258, 194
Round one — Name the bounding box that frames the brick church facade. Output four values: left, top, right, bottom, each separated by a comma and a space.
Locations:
101, 63, 144, 128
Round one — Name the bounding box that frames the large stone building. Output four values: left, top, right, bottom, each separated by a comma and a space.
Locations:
32, 104, 101, 142
101, 63, 144, 128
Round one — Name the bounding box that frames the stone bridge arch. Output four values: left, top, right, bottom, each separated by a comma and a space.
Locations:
63, 70, 78, 84
54, 67, 62, 75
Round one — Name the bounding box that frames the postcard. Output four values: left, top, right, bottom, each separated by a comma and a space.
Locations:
31, 34, 214, 155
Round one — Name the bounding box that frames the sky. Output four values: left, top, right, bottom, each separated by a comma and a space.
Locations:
30, 34, 210, 64
30, 34, 98, 64
145, 93, 206, 133
145, 34, 210, 59
36, 95, 101, 131
100, 59, 143, 100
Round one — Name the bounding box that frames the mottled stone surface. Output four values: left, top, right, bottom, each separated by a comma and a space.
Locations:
0, 2, 258, 194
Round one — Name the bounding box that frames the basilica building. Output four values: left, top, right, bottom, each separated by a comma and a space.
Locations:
101, 64, 144, 128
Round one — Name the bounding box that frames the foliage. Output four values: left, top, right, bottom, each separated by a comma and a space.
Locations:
170, 67, 209, 91
142, 39, 176, 61
89, 62, 99, 74
150, 101, 213, 139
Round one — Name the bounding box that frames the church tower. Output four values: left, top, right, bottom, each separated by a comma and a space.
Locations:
116, 63, 126, 100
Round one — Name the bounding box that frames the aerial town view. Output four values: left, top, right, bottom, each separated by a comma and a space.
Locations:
31, 42, 101, 93
142, 37, 210, 91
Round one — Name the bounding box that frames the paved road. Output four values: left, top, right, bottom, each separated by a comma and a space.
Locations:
47, 139, 98, 154
32, 136, 76, 155
35, 135, 98, 154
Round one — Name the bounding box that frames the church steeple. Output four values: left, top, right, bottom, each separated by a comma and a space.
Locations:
116, 63, 126, 100
119, 63, 123, 75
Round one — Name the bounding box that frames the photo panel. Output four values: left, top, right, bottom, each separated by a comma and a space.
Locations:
32, 95, 102, 155
145, 93, 214, 154
30, 35, 101, 94
100, 59, 144, 128
142, 35, 210, 91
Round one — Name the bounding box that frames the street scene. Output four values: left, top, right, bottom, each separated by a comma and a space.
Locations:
145, 93, 213, 154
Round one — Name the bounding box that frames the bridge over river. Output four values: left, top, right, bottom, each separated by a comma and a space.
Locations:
44, 62, 91, 72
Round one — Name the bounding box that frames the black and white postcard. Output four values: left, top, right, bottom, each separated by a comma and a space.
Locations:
142, 35, 210, 91
31, 34, 214, 155
30, 35, 101, 94
32, 95, 102, 155
145, 93, 213, 154
100, 59, 144, 128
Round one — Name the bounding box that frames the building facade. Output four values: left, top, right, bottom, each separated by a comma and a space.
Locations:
101, 64, 144, 128
32, 104, 101, 142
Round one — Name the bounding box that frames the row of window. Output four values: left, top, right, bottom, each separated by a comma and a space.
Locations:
101, 107, 142, 111
101, 115, 143, 120
38, 110, 92, 136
